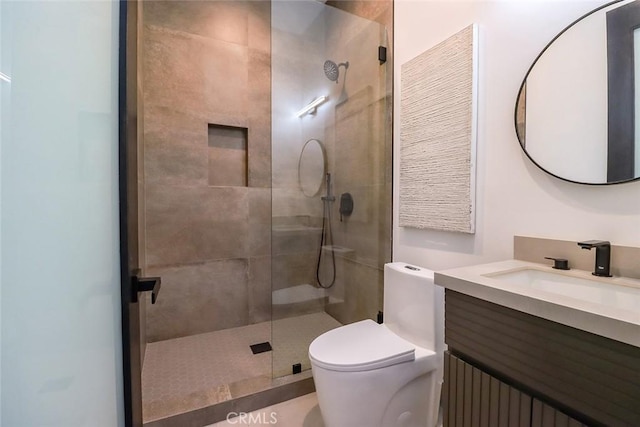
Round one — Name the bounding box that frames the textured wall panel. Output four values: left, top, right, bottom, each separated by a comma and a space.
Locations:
399, 24, 477, 233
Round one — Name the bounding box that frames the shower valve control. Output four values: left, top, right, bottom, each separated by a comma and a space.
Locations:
339, 193, 354, 222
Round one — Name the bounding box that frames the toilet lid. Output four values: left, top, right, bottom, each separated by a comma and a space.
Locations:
309, 319, 415, 372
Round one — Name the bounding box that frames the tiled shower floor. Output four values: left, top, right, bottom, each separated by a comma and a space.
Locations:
142, 312, 342, 423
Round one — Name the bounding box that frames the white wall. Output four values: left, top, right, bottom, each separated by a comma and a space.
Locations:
1, 1, 123, 426
394, 0, 640, 272
526, 8, 607, 183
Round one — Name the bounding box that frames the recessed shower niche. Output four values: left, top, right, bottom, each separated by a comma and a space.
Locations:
207, 123, 248, 187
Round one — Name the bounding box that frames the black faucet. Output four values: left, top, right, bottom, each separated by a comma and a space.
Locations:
577, 240, 612, 277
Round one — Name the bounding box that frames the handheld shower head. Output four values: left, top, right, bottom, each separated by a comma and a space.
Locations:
323, 60, 349, 84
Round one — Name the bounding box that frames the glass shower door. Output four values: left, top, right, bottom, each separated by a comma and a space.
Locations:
270, 1, 390, 379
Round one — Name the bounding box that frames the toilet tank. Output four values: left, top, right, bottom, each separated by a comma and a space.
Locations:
384, 262, 441, 352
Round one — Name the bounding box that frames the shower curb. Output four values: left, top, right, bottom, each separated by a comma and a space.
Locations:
143, 374, 315, 427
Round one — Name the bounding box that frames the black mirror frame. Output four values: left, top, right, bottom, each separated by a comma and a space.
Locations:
514, 0, 640, 186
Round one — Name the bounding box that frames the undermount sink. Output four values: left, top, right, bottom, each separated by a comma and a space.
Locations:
486, 268, 640, 311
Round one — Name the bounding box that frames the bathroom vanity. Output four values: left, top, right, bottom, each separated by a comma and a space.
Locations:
435, 260, 640, 427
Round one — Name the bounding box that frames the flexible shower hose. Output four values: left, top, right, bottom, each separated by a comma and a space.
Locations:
316, 183, 336, 289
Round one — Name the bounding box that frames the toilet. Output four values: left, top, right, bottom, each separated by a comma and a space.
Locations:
309, 262, 444, 427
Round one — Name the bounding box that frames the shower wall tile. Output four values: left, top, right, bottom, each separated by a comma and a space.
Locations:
272, 252, 317, 291
347, 30, 384, 98
249, 188, 272, 224
250, 147, 271, 188
144, 25, 249, 124
325, 257, 383, 325
352, 261, 383, 321
270, 143, 300, 190
208, 146, 248, 187
270, 75, 303, 123
143, 0, 249, 47
142, 0, 274, 340
248, 125, 271, 189
326, 0, 393, 99
249, 222, 271, 258
330, 88, 387, 266
382, 96, 393, 185
248, 1, 271, 54
333, 87, 384, 188
145, 259, 249, 342
138, 34, 149, 366
381, 182, 392, 265
323, 121, 336, 180
340, 225, 381, 266
143, 105, 209, 187
249, 188, 272, 257
324, 257, 347, 324
249, 256, 271, 324
270, 27, 311, 190
248, 49, 272, 188
145, 184, 249, 268
272, 229, 321, 256
271, 188, 321, 219
320, 0, 391, 329
370, 96, 388, 183
272, 215, 322, 229
327, 1, 391, 28
248, 49, 271, 114
202, 39, 249, 121
144, 26, 208, 116
144, 104, 206, 138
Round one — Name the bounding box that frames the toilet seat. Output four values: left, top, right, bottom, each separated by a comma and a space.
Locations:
309, 319, 416, 372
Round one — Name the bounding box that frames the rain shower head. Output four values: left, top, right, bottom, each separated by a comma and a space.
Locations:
323, 60, 349, 83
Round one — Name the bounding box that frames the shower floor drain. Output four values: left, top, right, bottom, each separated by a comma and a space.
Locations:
249, 341, 272, 354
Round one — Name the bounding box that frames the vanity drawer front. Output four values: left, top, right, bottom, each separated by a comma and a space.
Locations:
444, 290, 640, 427
444, 352, 532, 427
531, 399, 587, 427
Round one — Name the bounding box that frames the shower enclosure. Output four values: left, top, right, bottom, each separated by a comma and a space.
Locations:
136, 0, 390, 424
270, 1, 391, 379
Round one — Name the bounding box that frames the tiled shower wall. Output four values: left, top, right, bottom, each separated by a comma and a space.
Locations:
141, 1, 272, 342
323, 0, 393, 324
270, 9, 326, 299
269, 0, 393, 325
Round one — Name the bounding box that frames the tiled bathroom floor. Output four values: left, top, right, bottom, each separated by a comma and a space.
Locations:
271, 312, 341, 377
142, 312, 341, 423
207, 392, 324, 427
207, 392, 444, 427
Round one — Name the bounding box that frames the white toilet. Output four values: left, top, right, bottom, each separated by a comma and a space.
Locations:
309, 262, 444, 427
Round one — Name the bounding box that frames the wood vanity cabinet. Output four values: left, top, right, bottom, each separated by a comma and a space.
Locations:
442, 290, 640, 427
444, 353, 587, 427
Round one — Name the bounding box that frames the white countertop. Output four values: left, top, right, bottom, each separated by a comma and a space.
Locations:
434, 259, 640, 348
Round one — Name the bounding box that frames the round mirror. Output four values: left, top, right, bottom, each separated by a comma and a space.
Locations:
515, 0, 640, 185
298, 139, 326, 197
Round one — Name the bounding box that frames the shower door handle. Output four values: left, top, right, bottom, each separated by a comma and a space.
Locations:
132, 270, 162, 304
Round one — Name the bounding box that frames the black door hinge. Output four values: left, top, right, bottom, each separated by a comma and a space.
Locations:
378, 46, 387, 64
